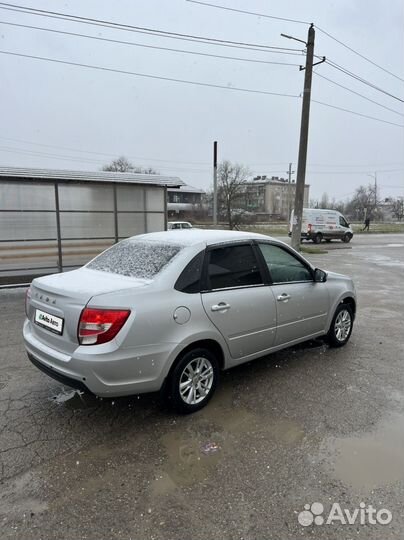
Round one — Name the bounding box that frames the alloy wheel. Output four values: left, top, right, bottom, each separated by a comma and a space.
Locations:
334, 309, 352, 341
179, 357, 214, 405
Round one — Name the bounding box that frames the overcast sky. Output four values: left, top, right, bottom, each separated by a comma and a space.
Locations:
1, 0, 403, 201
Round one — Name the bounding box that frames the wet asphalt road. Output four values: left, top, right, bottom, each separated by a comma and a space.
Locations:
1, 233, 404, 540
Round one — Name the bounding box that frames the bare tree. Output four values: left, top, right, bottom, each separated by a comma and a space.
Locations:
391, 197, 404, 221
102, 156, 135, 172
217, 160, 250, 229
102, 156, 159, 174
345, 183, 379, 221
319, 192, 330, 208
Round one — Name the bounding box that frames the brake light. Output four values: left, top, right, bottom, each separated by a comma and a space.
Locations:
25, 286, 32, 317
308, 223, 312, 232
78, 308, 131, 345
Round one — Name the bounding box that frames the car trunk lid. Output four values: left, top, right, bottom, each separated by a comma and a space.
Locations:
28, 267, 151, 354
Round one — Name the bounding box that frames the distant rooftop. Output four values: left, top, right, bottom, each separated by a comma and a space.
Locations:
247, 175, 309, 187
0, 166, 184, 188
168, 184, 205, 194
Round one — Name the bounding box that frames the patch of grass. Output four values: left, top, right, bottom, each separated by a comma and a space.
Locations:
194, 223, 289, 235
300, 246, 328, 254
351, 222, 404, 234
196, 221, 404, 235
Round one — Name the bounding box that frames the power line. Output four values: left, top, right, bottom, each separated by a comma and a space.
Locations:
0, 2, 303, 55
312, 99, 404, 127
2, 49, 403, 128
316, 25, 404, 83
0, 145, 212, 172
307, 168, 404, 174
325, 59, 404, 103
0, 20, 302, 67
185, 0, 404, 85
307, 162, 404, 168
0, 49, 301, 98
0, 135, 211, 166
2, 142, 402, 176
186, 0, 311, 25
313, 71, 404, 117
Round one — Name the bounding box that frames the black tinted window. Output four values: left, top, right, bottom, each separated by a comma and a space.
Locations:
207, 244, 262, 290
87, 240, 182, 279
175, 250, 204, 293
258, 243, 312, 283
339, 216, 348, 227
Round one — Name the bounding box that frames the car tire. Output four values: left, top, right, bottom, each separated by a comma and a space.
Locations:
327, 303, 353, 347
342, 233, 352, 243
313, 233, 323, 244
165, 347, 219, 414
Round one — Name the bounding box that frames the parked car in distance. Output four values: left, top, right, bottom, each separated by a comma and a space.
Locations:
23, 230, 356, 413
289, 208, 354, 244
168, 221, 193, 230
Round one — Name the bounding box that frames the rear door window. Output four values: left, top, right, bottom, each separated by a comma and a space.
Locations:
207, 244, 263, 290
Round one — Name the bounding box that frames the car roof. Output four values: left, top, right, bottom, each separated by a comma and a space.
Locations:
134, 229, 273, 246
305, 208, 341, 213
168, 221, 191, 224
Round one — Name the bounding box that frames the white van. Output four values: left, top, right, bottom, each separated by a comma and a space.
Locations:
289, 208, 353, 244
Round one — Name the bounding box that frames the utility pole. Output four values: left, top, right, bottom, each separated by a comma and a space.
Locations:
213, 140, 218, 226
282, 24, 316, 251
287, 162, 294, 184
367, 171, 378, 213
374, 171, 377, 209
286, 162, 295, 222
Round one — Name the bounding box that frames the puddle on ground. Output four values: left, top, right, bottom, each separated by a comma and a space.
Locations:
50, 389, 97, 409
362, 254, 404, 269
321, 412, 404, 490
151, 386, 304, 494
359, 307, 401, 320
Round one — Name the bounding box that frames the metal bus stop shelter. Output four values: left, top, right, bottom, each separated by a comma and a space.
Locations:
0, 167, 183, 287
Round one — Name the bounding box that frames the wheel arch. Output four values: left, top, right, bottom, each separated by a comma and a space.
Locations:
341, 296, 356, 319
160, 338, 226, 397
326, 293, 357, 332
163, 338, 226, 385
171, 339, 225, 371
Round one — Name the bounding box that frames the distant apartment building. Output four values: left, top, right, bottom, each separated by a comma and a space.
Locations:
241, 176, 310, 220
167, 184, 205, 218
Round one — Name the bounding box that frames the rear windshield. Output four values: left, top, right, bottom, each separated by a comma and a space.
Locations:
87, 240, 182, 279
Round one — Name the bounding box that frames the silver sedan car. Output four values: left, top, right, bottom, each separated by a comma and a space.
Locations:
23, 230, 356, 413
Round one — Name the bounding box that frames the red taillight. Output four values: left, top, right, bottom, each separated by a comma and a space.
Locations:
78, 308, 131, 345
25, 286, 32, 317
308, 223, 312, 232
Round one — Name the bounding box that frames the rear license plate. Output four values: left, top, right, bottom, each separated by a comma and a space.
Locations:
35, 309, 64, 335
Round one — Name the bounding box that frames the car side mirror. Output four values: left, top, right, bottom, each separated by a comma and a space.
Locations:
314, 268, 327, 282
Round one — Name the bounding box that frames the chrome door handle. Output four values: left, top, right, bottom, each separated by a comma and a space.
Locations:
211, 302, 231, 312
277, 293, 291, 302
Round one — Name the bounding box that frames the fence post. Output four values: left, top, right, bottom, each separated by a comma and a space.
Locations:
54, 182, 63, 273
164, 186, 168, 231
113, 184, 119, 243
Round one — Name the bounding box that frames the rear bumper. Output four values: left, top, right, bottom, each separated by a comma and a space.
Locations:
28, 353, 91, 394
288, 232, 310, 238
23, 320, 176, 397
